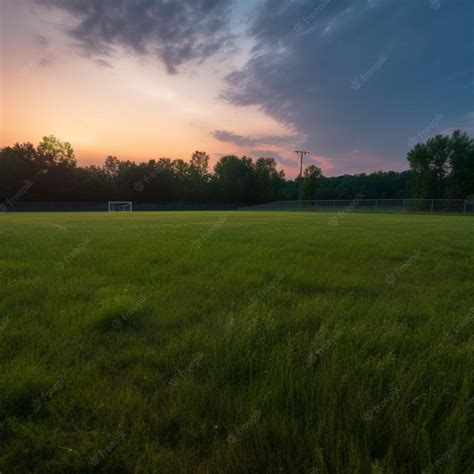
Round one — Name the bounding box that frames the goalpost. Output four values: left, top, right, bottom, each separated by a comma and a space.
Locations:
108, 201, 133, 212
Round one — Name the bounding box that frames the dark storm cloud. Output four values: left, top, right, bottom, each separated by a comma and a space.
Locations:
35, 0, 235, 73
224, 0, 474, 173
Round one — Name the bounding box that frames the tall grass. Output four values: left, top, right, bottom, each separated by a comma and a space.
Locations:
0, 212, 472, 472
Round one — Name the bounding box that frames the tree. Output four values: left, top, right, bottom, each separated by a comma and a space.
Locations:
254, 157, 286, 203
190, 151, 209, 178
37, 135, 76, 168
448, 130, 474, 198
213, 155, 256, 203
189, 151, 210, 201
103, 156, 120, 179
407, 135, 450, 199
0, 143, 39, 201
2, 131, 470, 205
301, 165, 322, 200
407, 130, 473, 199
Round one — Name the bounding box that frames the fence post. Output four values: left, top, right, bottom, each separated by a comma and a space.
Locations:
375, 200, 378, 213
431, 199, 434, 213
402, 200, 405, 212
464, 200, 467, 214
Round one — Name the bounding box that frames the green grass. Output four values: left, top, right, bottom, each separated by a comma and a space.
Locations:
0, 211, 473, 473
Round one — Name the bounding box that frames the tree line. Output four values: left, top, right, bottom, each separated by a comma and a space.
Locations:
0, 131, 472, 206
407, 130, 474, 199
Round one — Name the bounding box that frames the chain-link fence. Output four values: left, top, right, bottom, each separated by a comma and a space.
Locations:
2, 199, 473, 214
239, 199, 474, 214
0, 202, 240, 212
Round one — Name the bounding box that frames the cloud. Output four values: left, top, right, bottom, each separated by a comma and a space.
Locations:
212, 130, 300, 148
93, 58, 114, 69
34, 34, 50, 48
212, 130, 311, 174
212, 132, 334, 175
30, 0, 473, 175
30, 34, 55, 68
37, 56, 55, 68
223, 0, 474, 174
252, 150, 294, 168
35, 0, 235, 74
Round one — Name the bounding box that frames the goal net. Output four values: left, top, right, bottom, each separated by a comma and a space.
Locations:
108, 201, 133, 212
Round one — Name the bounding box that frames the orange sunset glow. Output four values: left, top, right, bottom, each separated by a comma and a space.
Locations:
1, 0, 472, 176
1, 1, 302, 174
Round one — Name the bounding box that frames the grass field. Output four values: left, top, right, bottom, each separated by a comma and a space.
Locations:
0, 211, 473, 473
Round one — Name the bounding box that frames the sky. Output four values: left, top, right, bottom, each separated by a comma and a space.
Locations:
1, 0, 473, 177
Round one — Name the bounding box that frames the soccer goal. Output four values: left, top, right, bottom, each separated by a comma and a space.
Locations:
108, 201, 133, 212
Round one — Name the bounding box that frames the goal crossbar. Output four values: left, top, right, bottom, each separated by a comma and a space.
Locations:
108, 201, 133, 212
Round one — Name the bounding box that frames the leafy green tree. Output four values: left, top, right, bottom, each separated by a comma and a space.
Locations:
190, 151, 210, 178
407, 143, 434, 199
213, 156, 256, 203
37, 135, 76, 168
407, 130, 473, 199
0, 143, 39, 201
254, 157, 286, 203
301, 165, 322, 200
407, 135, 450, 199
103, 156, 120, 179
2, 131, 470, 205
448, 130, 474, 198
188, 151, 211, 201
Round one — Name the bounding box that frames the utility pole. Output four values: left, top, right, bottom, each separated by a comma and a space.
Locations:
295, 150, 309, 202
